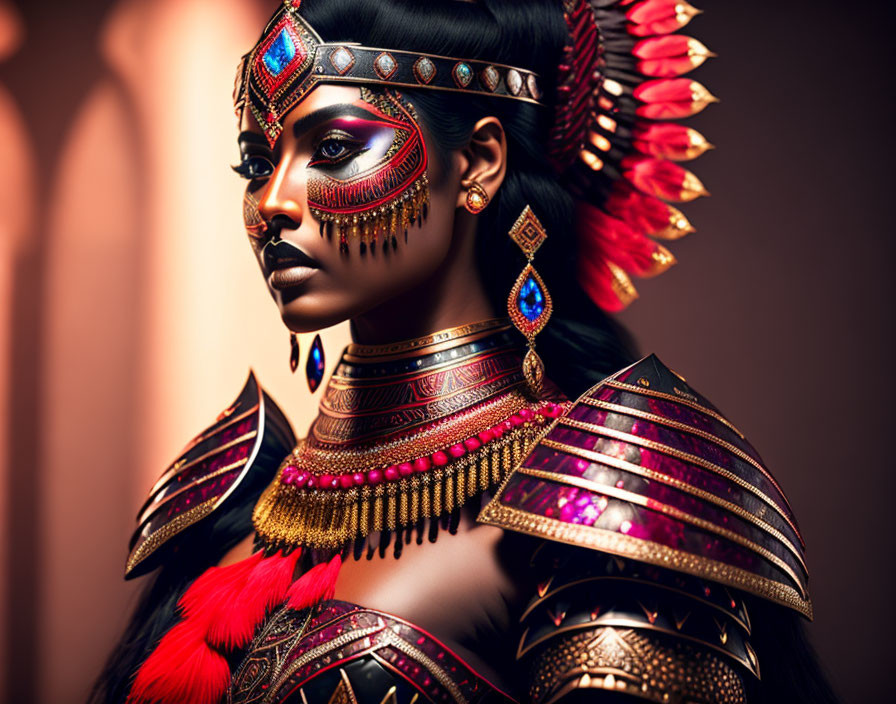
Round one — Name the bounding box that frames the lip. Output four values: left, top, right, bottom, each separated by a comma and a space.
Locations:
269, 265, 318, 290
262, 240, 321, 290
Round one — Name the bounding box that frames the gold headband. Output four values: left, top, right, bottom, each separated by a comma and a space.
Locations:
235, 0, 543, 146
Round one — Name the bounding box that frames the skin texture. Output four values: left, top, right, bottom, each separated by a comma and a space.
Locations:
230, 83, 526, 685
236, 84, 508, 343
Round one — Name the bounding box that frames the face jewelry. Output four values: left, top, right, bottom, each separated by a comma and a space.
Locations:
234, 1, 543, 147
243, 189, 267, 242
289, 332, 300, 373
461, 178, 489, 214
507, 206, 553, 397
306, 333, 325, 392
307, 88, 429, 254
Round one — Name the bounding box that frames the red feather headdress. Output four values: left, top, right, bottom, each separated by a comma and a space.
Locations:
549, 0, 714, 311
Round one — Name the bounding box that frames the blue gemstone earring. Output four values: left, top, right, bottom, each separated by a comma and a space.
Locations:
507, 206, 552, 396
306, 333, 326, 392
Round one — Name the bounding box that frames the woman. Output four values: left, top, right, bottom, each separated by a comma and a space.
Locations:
92, 1, 836, 702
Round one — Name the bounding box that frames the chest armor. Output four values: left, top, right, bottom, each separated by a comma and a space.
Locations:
229, 601, 514, 704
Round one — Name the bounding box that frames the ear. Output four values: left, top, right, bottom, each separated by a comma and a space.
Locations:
455, 116, 507, 210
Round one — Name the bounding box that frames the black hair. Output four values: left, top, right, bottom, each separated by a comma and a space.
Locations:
297, 0, 639, 395
89, 1, 835, 701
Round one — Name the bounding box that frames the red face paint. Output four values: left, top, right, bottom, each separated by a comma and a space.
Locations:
307, 89, 429, 253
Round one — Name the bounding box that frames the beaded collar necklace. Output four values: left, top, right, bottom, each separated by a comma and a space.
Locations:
252, 318, 567, 558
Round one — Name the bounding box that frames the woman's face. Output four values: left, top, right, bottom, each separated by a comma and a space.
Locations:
236, 84, 464, 333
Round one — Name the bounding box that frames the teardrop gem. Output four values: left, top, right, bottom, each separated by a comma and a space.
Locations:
306, 334, 325, 392
289, 333, 299, 374
518, 273, 546, 322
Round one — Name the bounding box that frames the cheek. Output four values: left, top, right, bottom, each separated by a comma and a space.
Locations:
306, 92, 430, 253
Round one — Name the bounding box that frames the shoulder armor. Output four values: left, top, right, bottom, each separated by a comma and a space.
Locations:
519, 546, 755, 703
479, 354, 811, 618
125, 372, 295, 579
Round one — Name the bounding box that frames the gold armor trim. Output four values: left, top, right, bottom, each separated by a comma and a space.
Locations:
125, 497, 218, 576
478, 502, 813, 619
527, 626, 747, 704
601, 378, 745, 439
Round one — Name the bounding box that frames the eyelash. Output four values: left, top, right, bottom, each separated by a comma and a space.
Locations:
309, 135, 364, 167
232, 155, 275, 180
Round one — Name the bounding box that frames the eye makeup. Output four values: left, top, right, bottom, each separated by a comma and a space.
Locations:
306, 88, 429, 254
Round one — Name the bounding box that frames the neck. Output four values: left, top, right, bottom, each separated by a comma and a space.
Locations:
350, 213, 496, 345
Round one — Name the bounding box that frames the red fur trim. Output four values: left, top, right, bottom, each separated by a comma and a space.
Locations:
178, 551, 262, 620
126, 619, 230, 704
286, 554, 343, 610
207, 550, 302, 649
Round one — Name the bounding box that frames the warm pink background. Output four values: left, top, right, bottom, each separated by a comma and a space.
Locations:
1, 1, 892, 702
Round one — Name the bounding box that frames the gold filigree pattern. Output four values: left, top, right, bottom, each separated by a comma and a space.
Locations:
478, 503, 813, 618
527, 626, 746, 704
125, 498, 218, 575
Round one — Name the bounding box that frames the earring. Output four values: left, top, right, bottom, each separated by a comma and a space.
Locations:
289, 333, 300, 373
507, 206, 553, 396
306, 334, 326, 392
461, 179, 489, 214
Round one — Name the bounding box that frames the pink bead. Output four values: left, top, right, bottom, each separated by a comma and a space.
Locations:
367, 469, 383, 485
477, 429, 494, 443
306, 476, 317, 488
491, 425, 504, 438
384, 465, 400, 481
319, 474, 334, 489
282, 473, 295, 485
413, 457, 431, 473
502, 420, 514, 431
519, 407, 535, 421
431, 450, 449, 467
398, 462, 415, 477
510, 415, 524, 427
464, 437, 481, 451
448, 444, 466, 458
339, 475, 354, 489
352, 472, 365, 486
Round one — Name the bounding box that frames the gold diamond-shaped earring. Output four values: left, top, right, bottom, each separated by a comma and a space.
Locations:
507, 206, 552, 396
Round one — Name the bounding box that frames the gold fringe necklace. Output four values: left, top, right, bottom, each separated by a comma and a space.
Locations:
251, 319, 567, 556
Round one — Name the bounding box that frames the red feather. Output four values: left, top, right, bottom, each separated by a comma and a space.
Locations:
632, 122, 713, 160
126, 619, 230, 704
627, 0, 702, 37
206, 550, 302, 649
286, 553, 343, 610
634, 78, 717, 119
623, 156, 708, 202
633, 35, 713, 77
605, 183, 679, 236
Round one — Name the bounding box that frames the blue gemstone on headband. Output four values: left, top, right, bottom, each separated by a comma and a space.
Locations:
454, 62, 473, 87
518, 274, 545, 322
264, 29, 296, 76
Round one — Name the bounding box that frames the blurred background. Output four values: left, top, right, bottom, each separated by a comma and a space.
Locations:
0, 1, 892, 702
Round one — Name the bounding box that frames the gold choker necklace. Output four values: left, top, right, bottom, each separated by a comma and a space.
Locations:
253, 319, 568, 554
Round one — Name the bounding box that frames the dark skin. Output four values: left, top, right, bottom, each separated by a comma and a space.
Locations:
225, 84, 530, 687
236, 84, 506, 342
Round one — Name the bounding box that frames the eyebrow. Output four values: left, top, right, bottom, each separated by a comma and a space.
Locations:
237, 131, 269, 147
291, 104, 383, 139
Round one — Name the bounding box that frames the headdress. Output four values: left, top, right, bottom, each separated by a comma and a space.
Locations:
234, 0, 714, 313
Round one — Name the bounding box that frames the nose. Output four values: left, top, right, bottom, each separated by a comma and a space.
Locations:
257, 155, 304, 235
